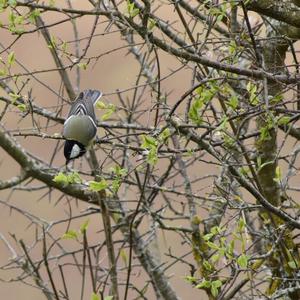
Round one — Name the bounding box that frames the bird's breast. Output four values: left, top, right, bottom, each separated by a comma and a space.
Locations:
63, 116, 97, 146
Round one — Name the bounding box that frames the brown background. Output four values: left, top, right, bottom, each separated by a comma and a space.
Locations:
0, 1, 201, 299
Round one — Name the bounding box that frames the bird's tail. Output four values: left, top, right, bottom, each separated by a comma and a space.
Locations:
83, 89, 102, 105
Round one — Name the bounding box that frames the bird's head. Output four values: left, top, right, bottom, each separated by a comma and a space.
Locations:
64, 140, 86, 164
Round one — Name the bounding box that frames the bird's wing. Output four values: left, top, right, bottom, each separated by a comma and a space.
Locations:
67, 89, 102, 121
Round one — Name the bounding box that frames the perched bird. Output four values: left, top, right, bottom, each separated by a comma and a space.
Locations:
63, 89, 102, 164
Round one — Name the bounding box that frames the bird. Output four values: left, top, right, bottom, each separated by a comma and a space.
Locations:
63, 89, 102, 164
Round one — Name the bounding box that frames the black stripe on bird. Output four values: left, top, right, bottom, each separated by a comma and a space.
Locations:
63, 89, 102, 165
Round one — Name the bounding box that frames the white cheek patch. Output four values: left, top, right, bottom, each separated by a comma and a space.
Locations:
64, 115, 74, 127
70, 144, 81, 159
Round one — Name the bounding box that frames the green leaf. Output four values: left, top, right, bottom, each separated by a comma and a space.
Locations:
259, 126, 271, 142
0, 0, 7, 10
120, 248, 128, 267
211, 280, 222, 297
9, 92, 20, 103
0, 68, 7, 76
288, 261, 297, 269
80, 219, 90, 234
270, 94, 283, 104
147, 147, 158, 165
216, 14, 224, 22
110, 165, 127, 177
110, 165, 127, 192
77, 62, 87, 70
8, 10, 15, 23
127, 0, 139, 18
239, 166, 250, 176
256, 156, 262, 169
101, 109, 114, 121
228, 40, 237, 55
53, 172, 82, 185
227, 94, 239, 110
141, 135, 159, 165
100, 103, 115, 121
148, 18, 156, 31
111, 179, 120, 193
67, 171, 82, 184
141, 135, 158, 148
257, 159, 273, 172
8, 0, 16, 7
104, 296, 113, 300
273, 166, 282, 183
53, 172, 69, 185
159, 128, 171, 142
17, 103, 27, 112
48, 35, 57, 49
237, 254, 249, 268
91, 292, 100, 300
8, 0, 16, 6
10, 26, 24, 34
96, 101, 107, 109
107, 103, 115, 110
223, 133, 235, 147
188, 98, 203, 125
210, 226, 219, 235
211, 253, 220, 263
28, 8, 41, 23
203, 260, 213, 271
249, 94, 259, 106
247, 82, 259, 105
184, 275, 197, 284
196, 279, 211, 289
62, 230, 78, 239
203, 226, 224, 241
226, 240, 234, 258
14, 15, 24, 25
49, 0, 55, 7
238, 218, 246, 231
61, 41, 68, 53
203, 233, 214, 241
277, 116, 291, 126
212, 280, 222, 288
220, 237, 226, 248
206, 241, 220, 250
246, 81, 253, 92
89, 179, 108, 192
7, 51, 15, 67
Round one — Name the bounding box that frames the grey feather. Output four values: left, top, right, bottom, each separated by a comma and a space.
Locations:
67, 89, 102, 121
63, 89, 102, 146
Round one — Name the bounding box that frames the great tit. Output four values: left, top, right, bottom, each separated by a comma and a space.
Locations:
63, 89, 102, 164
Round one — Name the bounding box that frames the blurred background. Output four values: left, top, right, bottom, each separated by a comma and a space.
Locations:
0, 1, 199, 299
1, 1, 300, 299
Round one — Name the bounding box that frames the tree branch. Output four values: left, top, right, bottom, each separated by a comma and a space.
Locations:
248, 0, 300, 28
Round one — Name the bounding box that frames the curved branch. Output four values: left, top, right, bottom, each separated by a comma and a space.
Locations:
248, 0, 300, 28
35, 15, 76, 100
124, 16, 300, 83
0, 124, 88, 200
16, 0, 300, 83
172, 120, 300, 229
0, 124, 181, 300
280, 124, 300, 140
15, 1, 115, 16
0, 171, 29, 190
